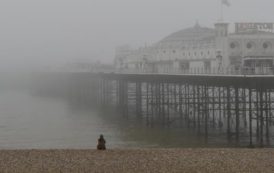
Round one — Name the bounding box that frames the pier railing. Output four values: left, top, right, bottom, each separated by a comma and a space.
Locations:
116, 67, 274, 76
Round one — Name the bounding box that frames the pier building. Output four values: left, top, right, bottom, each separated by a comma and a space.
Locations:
115, 22, 274, 74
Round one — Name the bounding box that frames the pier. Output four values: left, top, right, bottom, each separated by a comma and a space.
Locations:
35, 72, 274, 147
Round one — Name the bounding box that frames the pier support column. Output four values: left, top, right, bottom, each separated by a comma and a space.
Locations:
227, 87, 232, 142
146, 82, 149, 126
259, 88, 264, 147
212, 87, 216, 129
265, 90, 270, 146
204, 85, 209, 143
235, 87, 240, 144
136, 82, 142, 117
179, 84, 183, 126
249, 88, 253, 147
197, 86, 201, 133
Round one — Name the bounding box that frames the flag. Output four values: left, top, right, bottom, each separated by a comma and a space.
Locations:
222, 0, 230, 7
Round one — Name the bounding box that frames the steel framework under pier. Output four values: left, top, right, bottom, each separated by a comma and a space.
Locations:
98, 74, 274, 147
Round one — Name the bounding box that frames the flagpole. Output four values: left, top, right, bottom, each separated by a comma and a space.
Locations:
220, 0, 224, 21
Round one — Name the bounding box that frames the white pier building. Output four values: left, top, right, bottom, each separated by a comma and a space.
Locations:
115, 22, 274, 75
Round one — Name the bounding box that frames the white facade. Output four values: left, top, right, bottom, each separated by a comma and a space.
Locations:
115, 22, 274, 74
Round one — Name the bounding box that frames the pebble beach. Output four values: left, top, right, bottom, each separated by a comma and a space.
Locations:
0, 149, 273, 173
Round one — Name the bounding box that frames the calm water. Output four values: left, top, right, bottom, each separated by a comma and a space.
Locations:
0, 89, 261, 149
0, 89, 130, 149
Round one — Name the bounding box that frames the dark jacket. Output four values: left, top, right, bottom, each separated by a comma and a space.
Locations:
97, 137, 106, 150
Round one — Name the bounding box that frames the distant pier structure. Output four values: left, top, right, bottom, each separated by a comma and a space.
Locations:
93, 73, 274, 147
34, 22, 274, 147
34, 70, 274, 147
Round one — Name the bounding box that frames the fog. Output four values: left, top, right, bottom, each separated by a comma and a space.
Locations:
0, 0, 273, 73
0, 0, 273, 150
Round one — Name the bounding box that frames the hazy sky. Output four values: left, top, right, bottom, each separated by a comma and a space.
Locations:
0, 0, 274, 70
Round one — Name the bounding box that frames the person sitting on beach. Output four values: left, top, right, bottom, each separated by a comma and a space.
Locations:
97, 134, 106, 150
